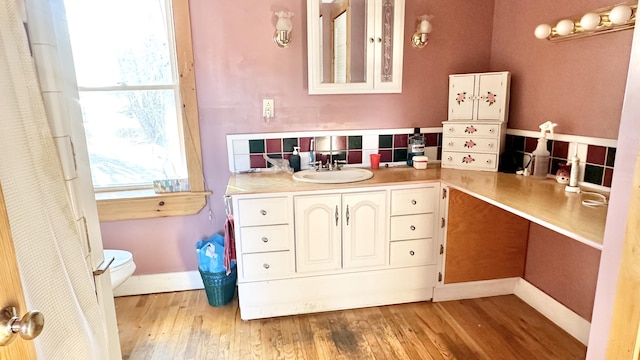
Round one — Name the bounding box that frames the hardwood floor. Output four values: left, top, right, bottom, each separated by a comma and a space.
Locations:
114, 290, 586, 360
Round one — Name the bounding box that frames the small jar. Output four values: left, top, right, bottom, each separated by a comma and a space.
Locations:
412, 156, 429, 170
556, 163, 570, 184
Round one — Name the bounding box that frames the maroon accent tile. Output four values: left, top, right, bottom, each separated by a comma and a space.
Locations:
394, 134, 408, 148
347, 150, 362, 164
316, 152, 330, 164
266, 138, 282, 153
282, 153, 292, 160
379, 149, 392, 162
586, 145, 607, 165
250, 154, 266, 168
525, 137, 537, 153
299, 137, 312, 152
552, 141, 569, 159
425, 133, 438, 147
333, 136, 347, 150
603, 167, 614, 187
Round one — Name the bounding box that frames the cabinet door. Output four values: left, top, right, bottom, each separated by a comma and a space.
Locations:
476, 73, 508, 121
372, 0, 405, 92
342, 191, 387, 269
448, 75, 476, 120
294, 194, 342, 273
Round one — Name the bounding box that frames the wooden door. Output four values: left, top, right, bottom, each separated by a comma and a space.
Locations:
294, 194, 342, 273
0, 184, 36, 359
448, 74, 476, 121
342, 191, 386, 269
606, 149, 640, 358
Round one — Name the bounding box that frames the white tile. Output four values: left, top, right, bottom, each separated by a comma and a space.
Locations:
362, 134, 379, 150
233, 155, 250, 172
424, 147, 438, 161
232, 139, 250, 155
362, 149, 377, 166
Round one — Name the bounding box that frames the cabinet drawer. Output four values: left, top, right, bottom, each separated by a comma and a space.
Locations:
390, 187, 437, 215
242, 251, 293, 281
237, 197, 288, 226
442, 137, 499, 153
443, 123, 500, 137
240, 225, 290, 253
441, 151, 498, 171
390, 214, 434, 240
389, 239, 435, 267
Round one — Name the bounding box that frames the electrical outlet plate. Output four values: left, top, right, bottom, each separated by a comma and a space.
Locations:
263, 99, 274, 117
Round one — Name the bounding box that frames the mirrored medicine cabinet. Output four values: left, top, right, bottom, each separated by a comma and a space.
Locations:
306, 0, 405, 95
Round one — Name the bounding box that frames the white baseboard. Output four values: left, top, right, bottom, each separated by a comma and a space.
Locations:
514, 278, 591, 345
432, 278, 519, 302
112, 270, 204, 297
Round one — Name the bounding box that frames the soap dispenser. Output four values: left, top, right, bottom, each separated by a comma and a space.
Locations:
407, 128, 425, 166
289, 146, 301, 172
531, 121, 557, 179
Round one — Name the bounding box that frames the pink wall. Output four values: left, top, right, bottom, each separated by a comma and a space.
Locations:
100, 0, 496, 274
524, 224, 601, 320
490, 0, 632, 138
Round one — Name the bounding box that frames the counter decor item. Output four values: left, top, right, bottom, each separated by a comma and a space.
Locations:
412, 156, 428, 169
556, 163, 571, 184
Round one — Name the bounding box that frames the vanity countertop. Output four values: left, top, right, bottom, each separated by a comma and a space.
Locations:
226, 165, 607, 249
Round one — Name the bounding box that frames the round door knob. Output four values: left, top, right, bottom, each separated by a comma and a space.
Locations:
411, 200, 417, 205
261, 237, 269, 243
410, 225, 416, 231
263, 264, 270, 269
0, 307, 45, 346
369, 37, 375, 43
409, 250, 415, 256
260, 209, 267, 216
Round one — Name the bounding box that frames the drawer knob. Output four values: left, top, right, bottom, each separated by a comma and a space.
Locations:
260, 209, 267, 216
411, 199, 417, 205
488, 143, 494, 148
409, 250, 415, 256
261, 237, 269, 243
448, 141, 454, 147
263, 263, 270, 269
447, 156, 453, 161
486, 159, 492, 164
410, 225, 416, 231
449, 127, 455, 132
489, 128, 495, 133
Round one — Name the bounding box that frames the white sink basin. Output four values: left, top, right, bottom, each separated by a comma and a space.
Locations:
292, 168, 373, 184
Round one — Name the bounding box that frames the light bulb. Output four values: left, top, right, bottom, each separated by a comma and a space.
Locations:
275, 11, 293, 31
580, 13, 601, 31
418, 19, 432, 34
556, 19, 575, 36
534, 24, 552, 39
609, 5, 632, 25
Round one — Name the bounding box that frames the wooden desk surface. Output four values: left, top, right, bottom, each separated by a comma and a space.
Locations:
226, 165, 607, 249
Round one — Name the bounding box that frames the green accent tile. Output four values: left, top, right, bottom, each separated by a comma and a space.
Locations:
283, 138, 298, 153
348, 136, 362, 150
606, 147, 616, 167
249, 139, 265, 153
379, 135, 393, 149
393, 148, 407, 162
265, 153, 282, 168
584, 164, 604, 185
331, 151, 347, 162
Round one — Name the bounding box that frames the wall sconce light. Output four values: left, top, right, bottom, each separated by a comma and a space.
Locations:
274, 11, 293, 48
534, 1, 636, 41
412, 15, 433, 48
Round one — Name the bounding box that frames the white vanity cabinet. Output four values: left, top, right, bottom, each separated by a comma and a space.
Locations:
231, 184, 438, 320
443, 71, 511, 172
294, 191, 387, 273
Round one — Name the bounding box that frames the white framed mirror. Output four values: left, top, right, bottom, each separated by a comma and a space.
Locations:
307, 0, 405, 95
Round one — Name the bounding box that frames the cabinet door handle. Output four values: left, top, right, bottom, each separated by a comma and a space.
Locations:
377, 37, 382, 43
260, 209, 267, 216
346, 205, 350, 226
261, 237, 269, 243
369, 37, 375, 43
411, 199, 417, 205
409, 250, 415, 256
335, 205, 339, 226
410, 225, 416, 231
263, 263, 270, 269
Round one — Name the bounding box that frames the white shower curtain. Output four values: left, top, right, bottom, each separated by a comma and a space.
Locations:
0, 0, 107, 358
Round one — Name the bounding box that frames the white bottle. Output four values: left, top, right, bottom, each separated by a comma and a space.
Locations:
531, 121, 557, 179
565, 145, 581, 193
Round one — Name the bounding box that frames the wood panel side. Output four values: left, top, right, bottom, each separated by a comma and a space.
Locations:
444, 188, 529, 283
606, 150, 640, 358
0, 184, 36, 359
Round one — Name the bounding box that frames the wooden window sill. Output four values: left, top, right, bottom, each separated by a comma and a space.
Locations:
96, 190, 210, 221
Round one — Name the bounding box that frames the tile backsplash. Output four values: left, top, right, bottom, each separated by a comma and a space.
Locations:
504, 134, 617, 188
228, 129, 442, 172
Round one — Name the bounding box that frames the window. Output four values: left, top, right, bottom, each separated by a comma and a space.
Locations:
63, 0, 207, 220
